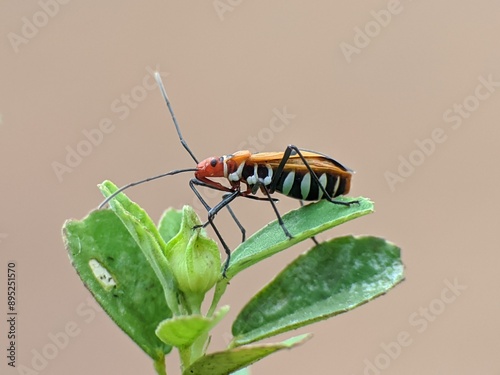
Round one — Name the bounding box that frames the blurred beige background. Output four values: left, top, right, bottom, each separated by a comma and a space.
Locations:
1, 1, 499, 374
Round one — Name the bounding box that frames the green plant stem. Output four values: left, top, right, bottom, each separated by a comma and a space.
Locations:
184, 293, 203, 315
179, 346, 192, 372
207, 278, 229, 317
190, 331, 209, 363
178, 329, 210, 371
154, 357, 167, 375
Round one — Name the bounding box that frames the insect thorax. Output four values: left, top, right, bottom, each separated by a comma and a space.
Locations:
241, 163, 274, 189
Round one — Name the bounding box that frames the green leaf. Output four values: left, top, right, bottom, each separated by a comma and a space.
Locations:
232, 236, 404, 346
225, 197, 373, 278
183, 334, 311, 375
63, 209, 172, 360
99, 180, 180, 315
156, 306, 229, 347
158, 208, 183, 244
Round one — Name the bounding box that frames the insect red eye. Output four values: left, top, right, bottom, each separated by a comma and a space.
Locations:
210, 158, 217, 167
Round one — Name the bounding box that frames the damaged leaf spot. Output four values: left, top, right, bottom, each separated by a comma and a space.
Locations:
89, 259, 116, 290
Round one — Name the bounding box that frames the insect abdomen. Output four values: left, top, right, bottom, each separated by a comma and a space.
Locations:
274, 170, 349, 201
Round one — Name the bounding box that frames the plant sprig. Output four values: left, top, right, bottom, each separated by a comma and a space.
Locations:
63, 180, 404, 375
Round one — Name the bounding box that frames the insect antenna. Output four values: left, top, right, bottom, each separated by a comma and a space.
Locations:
154, 72, 199, 164
99, 74, 201, 209
98, 167, 198, 209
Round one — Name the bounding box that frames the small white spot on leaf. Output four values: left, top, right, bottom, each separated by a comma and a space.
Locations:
89, 259, 116, 291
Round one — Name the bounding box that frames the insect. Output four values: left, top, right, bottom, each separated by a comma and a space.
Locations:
100, 72, 358, 275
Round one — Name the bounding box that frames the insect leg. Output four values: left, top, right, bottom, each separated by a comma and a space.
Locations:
259, 183, 293, 239
191, 178, 278, 202
188, 179, 234, 276
198, 189, 241, 228
225, 204, 246, 243
207, 216, 232, 277
189, 179, 246, 242
299, 200, 319, 245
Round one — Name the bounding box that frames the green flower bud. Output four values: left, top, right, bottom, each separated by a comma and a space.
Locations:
164, 206, 220, 311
